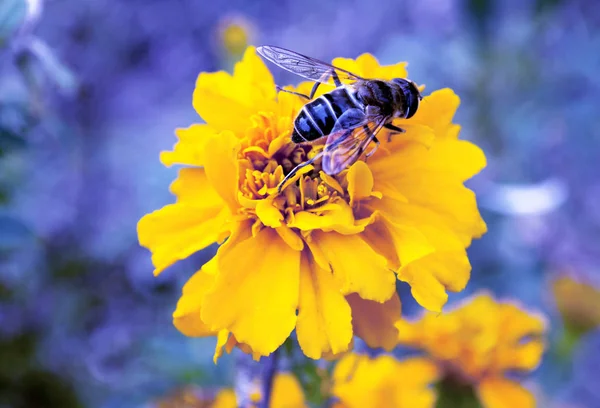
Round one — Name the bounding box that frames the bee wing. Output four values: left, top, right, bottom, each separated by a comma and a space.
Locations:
257, 45, 364, 85
322, 116, 388, 175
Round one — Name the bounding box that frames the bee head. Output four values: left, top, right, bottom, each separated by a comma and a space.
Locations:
392, 78, 421, 119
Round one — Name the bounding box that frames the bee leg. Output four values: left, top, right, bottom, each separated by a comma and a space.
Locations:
331, 70, 342, 87
277, 154, 321, 193
384, 124, 406, 142
309, 82, 322, 99
309, 69, 342, 99
276, 86, 310, 100
365, 136, 380, 161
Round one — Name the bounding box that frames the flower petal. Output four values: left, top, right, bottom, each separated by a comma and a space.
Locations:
213, 329, 231, 364
275, 225, 304, 251
288, 200, 366, 235
477, 377, 535, 408
346, 161, 378, 206
410, 88, 460, 137
312, 230, 396, 302
256, 196, 283, 227
201, 130, 240, 211
296, 251, 353, 359
137, 204, 229, 276
202, 228, 300, 356
212, 389, 237, 408
375, 173, 488, 244
361, 220, 401, 270
332, 53, 408, 80
160, 124, 215, 167
497, 340, 546, 372
398, 250, 471, 312
332, 354, 438, 408
169, 167, 223, 205
172, 261, 217, 337
270, 373, 308, 408
347, 292, 401, 351
193, 47, 276, 133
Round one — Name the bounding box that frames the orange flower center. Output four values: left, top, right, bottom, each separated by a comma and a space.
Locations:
237, 112, 347, 214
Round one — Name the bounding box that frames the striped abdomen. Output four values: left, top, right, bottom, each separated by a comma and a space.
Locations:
291, 87, 363, 143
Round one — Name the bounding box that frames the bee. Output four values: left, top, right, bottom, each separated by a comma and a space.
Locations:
256, 45, 423, 192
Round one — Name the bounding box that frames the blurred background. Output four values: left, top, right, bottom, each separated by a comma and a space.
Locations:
1, 0, 599, 406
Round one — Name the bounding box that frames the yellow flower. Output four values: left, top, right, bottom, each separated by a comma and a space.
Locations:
218, 15, 255, 57
211, 373, 307, 408
137, 46, 487, 360
396, 292, 547, 408
331, 353, 440, 408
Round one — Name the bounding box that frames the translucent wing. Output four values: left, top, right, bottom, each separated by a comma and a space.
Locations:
257, 45, 364, 85
322, 117, 388, 175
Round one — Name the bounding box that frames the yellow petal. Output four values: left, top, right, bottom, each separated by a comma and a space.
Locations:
275, 225, 304, 251
410, 88, 460, 137
347, 292, 401, 351
312, 230, 396, 302
270, 373, 307, 408
137, 204, 229, 276
233, 47, 277, 103
212, 389, 237, 408
332, 53, 408, 80
169, 167, 223, 205
213, 329, 231, 364
289, 200, 366, 235
477, 377, 535, 408
193, 47, 276, 133
499, 302, 548, 342
256, 196, 283, 228
172, 261, 217, 337
497, 340, 546, 372
160, 124, 215, 167
361, 220, 401, 270
201, 228, 300, 356
346, 161, 377, 206
398, 251, 471, 312
201, 131, 240, 211
378, 174, 487, 243
332, 354, 437, 408
393, 357, 441, 386
375, 138, 486, 184
373, 197, 473, 249
194, 70, 256, 133
383, 218, 436, 266
296, 251, 353, 359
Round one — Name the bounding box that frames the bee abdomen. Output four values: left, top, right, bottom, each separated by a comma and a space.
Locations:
292, 87, 362, 143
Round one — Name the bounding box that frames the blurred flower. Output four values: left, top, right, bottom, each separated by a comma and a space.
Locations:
396, 292, 547, 408
552, 273, 600, 334
137, 46, 486, 360
217, 15, 255, 58
331, 353, 440, 408
210, 373, 306, 408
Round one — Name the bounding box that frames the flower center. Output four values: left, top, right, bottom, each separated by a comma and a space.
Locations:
237, 113, 346, 215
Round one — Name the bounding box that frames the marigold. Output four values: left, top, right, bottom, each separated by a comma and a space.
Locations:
396, 292, 547, 408
211, 373, 306, 408
331, 353, 440, 408
137, 46, 487, 359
